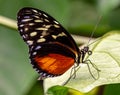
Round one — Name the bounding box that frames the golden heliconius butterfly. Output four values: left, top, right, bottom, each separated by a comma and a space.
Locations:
17, 7, 92, 80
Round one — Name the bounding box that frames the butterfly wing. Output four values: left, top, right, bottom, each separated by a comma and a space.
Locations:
17, 7, 80, 78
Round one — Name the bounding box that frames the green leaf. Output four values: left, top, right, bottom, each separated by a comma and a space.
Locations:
47, 86, 83, 95
45, 31, 120, 93
47, 86, 68, 95
103, 84, 120, 95
97, 0, 120, 15
0, 27, 37, 95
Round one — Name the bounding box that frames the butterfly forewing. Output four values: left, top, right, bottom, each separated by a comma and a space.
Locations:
17, 7, 80, 78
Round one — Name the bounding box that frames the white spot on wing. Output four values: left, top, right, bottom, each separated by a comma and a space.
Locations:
54, 24, 60, 28
52, 35, 57, 39
40, 35, 44, 38
32, 9, 38, 13
43, 14, 48, 18
20, 29, 23, 32
41, 31, 49, 36
37, 38, 46, 43
22, 35, 26, 39
27, 40, 33, 45
35, 46, 41, 50
24, 28, 28, 32
21, 19, 32, 22
34, 15, 40, 18
44, 19, 49, 22
30, 32, 37, 37
38, 12, 41, 15
34, 19, 43, 22
51, 32, 66, 39
58, 32, 66, 36
45, 25, 51, 28
36, 28, 48, 31
54, 20, 59, 24
32, 52, 37, 55
19, 24, 24, 27
29, 23, 34, 26
24, 16, 30, 19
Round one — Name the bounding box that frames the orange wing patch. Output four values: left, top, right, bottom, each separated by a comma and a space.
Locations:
34, 53, 75, 75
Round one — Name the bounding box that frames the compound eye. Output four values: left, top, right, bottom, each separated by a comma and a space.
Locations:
88, 50, 92, 55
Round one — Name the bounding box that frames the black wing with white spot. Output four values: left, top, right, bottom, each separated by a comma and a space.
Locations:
17, 7, 79, 53
17, 7, 81, 77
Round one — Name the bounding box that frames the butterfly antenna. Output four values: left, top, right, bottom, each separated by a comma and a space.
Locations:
87, 15, 102, 46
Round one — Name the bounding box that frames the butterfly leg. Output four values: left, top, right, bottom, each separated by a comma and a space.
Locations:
84, 59, 101, 80
62, 64, 79, 85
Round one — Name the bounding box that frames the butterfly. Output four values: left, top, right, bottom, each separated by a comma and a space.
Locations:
17, 7, 90, 79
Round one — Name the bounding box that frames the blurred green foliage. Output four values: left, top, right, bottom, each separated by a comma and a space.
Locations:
0, 0, 120, 95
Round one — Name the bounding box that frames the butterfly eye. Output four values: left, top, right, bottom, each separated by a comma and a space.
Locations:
88, 51, 92, 55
